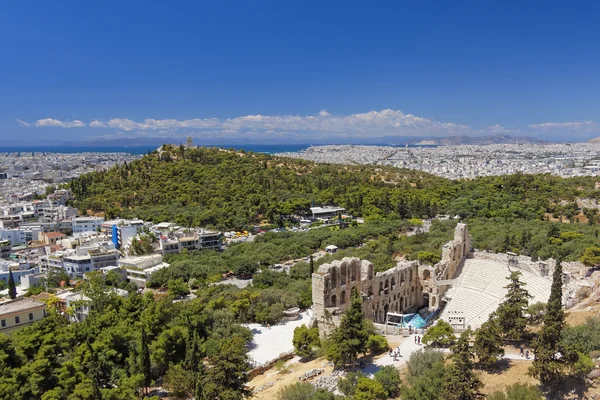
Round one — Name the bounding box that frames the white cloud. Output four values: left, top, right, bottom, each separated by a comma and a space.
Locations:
16, 119, 30, 127
25, 111, 598, 139
528, 121, 596, 131
35, 118, 86, 128
89, 120, 106, 128
480, 124, 518, 134
27, 110, 472, 137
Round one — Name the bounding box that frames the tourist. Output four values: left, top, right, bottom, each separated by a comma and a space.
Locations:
519, 344, 524, 357
417, 336, 421, 345
526, 349, 530, 359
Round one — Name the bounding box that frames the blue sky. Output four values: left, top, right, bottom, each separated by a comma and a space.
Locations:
1, 1, 599, 144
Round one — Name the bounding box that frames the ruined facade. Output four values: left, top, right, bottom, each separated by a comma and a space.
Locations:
312, 223, 471, 335
421, 223, 471, 308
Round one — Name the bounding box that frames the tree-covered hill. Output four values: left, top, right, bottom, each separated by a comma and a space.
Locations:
69, 145, 600, 230
69, 146, 452, 229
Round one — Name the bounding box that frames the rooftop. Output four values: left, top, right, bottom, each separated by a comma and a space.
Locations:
0, 299, 46, 316
44, 232, 66, 238
310, 206, 346, 214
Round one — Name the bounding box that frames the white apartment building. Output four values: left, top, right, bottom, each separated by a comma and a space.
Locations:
46, 242, 119, 278
72, 217, 104, 235
0, 226, 44, 246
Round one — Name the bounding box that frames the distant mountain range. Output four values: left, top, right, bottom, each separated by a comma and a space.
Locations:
74, 134, 547, 147
408, 134, 546, 146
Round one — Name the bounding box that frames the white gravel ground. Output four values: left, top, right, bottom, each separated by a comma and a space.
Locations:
244, 309, 313, 365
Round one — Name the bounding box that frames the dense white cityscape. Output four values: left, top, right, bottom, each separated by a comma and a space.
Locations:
0, 151, 140, 207
278, 143, 600, 179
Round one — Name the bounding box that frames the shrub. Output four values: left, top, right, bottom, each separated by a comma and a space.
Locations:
406, 348, 445, 384
422, 320, 456, 347
373, 365, 402, 398
338, 371, 365, 396
367, 334, 389, 355
354, 377, 386, 400
277, 382, 316, 400
487, 383, 544, 400
293, 324, 321, 359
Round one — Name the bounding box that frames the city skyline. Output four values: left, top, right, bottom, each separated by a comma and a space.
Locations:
2, 1, 600, 144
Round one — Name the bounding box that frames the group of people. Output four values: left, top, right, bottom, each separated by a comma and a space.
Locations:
389, 347, 402, 361
519, 344, 530, 359
413, 335, 422, 345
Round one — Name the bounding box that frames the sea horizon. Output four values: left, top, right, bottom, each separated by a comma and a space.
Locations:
0, 143, 437, 155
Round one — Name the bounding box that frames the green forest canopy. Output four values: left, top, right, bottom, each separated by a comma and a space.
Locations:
69, 146, 600, 231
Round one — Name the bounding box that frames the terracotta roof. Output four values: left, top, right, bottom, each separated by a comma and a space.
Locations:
44, 232, 65, 239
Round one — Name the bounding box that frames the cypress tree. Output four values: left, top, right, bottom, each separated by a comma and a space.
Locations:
199, 336, 251, 399
326, 287, 369, 367
530, 260, 566, 387
7, 269, 16, 300
140, 326, 151, 395
496, 271, 531, 340
473, 315, 504, 369
309, 255, 314, 275
442, 332, 485, 400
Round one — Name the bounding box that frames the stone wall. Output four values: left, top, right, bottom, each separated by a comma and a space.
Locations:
312, 223, 472, 337
423, 223, 471, 308
312, 257, 422, 336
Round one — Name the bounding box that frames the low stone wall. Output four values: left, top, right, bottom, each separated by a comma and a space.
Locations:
247, 351, 295, 380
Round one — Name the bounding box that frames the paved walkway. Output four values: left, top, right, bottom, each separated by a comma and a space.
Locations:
361, 335, 534, 376
362, 333, 430, 376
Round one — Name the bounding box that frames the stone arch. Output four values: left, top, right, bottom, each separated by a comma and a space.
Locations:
340, 264, 347, 286
340, 290, 346, 305
423, 269, 431, 280
350, 263, 357, 281
331, 294, 337, 307
330, 268, 337, 287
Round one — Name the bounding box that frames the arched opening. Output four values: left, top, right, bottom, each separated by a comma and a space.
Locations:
350, 264, 357, 282
423, 269, 431, 280
331, 294, 337, 307
423, 293, 429, 308
385, 279, 389, 289
340, 264, 347, 286
391, 276, 396, 289
340, 291, 346, 305
405, 297, 408, 308
409, 269, 413, 283
330, 268, 337, 287
379, 281, 383, 294
399, 297, 403, 311
431, 296, 437, 307
368, 286, 373, 297
400, 273, 405, 284
384, 304, 389, 320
